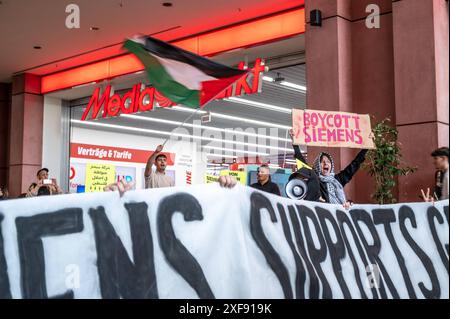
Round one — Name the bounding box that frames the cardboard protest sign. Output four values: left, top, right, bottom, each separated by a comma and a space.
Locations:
0, 185, 448, 299
85, 163, 116, 192
292, 109, 375, 149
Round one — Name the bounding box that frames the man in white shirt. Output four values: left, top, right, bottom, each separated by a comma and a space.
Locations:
144, 145, 175, 189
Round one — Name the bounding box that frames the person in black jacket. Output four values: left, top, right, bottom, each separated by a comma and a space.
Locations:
0, 186, 7, 200
250, 164, 281, 196
289, 130, 368, 207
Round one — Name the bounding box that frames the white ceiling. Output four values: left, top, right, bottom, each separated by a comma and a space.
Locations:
0, 0, 304, 82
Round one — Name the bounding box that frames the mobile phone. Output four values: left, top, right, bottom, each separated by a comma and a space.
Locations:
43, 179, 52, 185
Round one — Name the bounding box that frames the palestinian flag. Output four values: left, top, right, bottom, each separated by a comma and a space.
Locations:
123, 36, 248, 108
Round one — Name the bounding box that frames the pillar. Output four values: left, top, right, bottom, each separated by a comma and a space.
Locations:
393, 0, 449, 201
8, 73, 44, 197
305, 0, 396, 203
0, 83, 11, 189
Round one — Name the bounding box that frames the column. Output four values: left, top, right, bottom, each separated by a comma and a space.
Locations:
0, 83, 11, 188
393, 0, 449, 201
8, 73, 44, 197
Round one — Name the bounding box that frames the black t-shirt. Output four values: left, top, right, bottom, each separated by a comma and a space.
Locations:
251, 180, 281, 196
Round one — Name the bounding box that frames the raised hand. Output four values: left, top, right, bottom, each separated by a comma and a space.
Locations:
342, 201, 352, 210
421, 188, 435, 203
288, 129, 295, 140
104, 180, 135, 197
218, 175, 237, 189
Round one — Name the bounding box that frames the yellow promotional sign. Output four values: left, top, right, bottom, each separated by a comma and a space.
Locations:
296, 159, 312, 170
85, 163, 116, 192
220, 170, 248, 185
205, 174, 220, 184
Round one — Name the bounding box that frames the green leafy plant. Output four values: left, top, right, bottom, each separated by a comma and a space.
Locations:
363, 118, 416, 204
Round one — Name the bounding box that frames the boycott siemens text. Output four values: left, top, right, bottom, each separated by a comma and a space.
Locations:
303, 112, 363, 144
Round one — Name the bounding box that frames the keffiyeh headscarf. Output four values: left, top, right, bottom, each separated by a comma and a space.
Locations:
313, 152, 347, 204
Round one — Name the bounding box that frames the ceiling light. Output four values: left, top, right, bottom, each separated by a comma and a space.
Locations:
166, 105, 291, 129
71, 120, 293, 152
120, 114, 290, 142
226, 97, 291, 114
280, 81, 307, 91
210, 112, 291, 130
262, 76, 307, 92
203, 145, 268, 156
262, 76, 274, 82
206, 154, 237, 159
169, 106, 207, 114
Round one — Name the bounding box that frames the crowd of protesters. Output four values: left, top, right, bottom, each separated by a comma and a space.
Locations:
0, 144, 448, 205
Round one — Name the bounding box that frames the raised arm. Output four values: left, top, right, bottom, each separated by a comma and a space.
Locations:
289, 129, 308, 165
145, 144, 164, 177
336, 149, 368, 187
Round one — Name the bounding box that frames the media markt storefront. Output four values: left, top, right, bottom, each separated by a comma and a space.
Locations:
40, 7, 307, 195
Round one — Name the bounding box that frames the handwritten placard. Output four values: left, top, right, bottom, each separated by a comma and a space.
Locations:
292, 109, 375, 149
85, 163, 116, 192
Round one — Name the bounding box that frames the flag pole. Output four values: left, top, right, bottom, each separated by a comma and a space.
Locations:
161, 106, 204, 146
282, 129, 289, 168
159, 71, 248, 147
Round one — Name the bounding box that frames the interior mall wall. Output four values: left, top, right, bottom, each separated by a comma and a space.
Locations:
0, 83, 11, 190
305, 0, 449, 203
42, 96, 64, 187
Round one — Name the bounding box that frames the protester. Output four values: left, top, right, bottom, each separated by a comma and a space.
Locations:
0, 186, 8, 200
289, 129, 368, 209
105, 175, 237, 196
27, 168, 63, 197
250, 164, 281, 196
421, 147, 449, 202
144, 145, 175, 189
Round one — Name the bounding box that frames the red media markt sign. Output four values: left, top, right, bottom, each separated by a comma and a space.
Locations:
81, 58, 266, 121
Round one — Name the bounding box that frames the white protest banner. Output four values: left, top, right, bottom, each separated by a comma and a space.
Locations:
292, 109, 375, 149
0, 185, 447, 299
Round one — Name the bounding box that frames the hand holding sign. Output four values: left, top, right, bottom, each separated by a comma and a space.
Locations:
288, 128, 295, 141
292, 109, 375, 149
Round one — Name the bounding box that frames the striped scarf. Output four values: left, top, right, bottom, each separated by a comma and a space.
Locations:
313, 152, 347, 204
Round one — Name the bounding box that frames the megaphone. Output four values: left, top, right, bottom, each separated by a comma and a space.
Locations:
285, 178, 309, 200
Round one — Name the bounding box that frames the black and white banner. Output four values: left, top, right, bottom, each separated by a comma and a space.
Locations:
0, 185, 448, 299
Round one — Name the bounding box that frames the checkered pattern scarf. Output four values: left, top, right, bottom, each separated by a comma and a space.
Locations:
313, 152, 346, 204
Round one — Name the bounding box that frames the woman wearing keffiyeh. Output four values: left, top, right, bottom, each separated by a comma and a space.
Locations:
289, 130, 368, 208
313, 152, 349, 205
